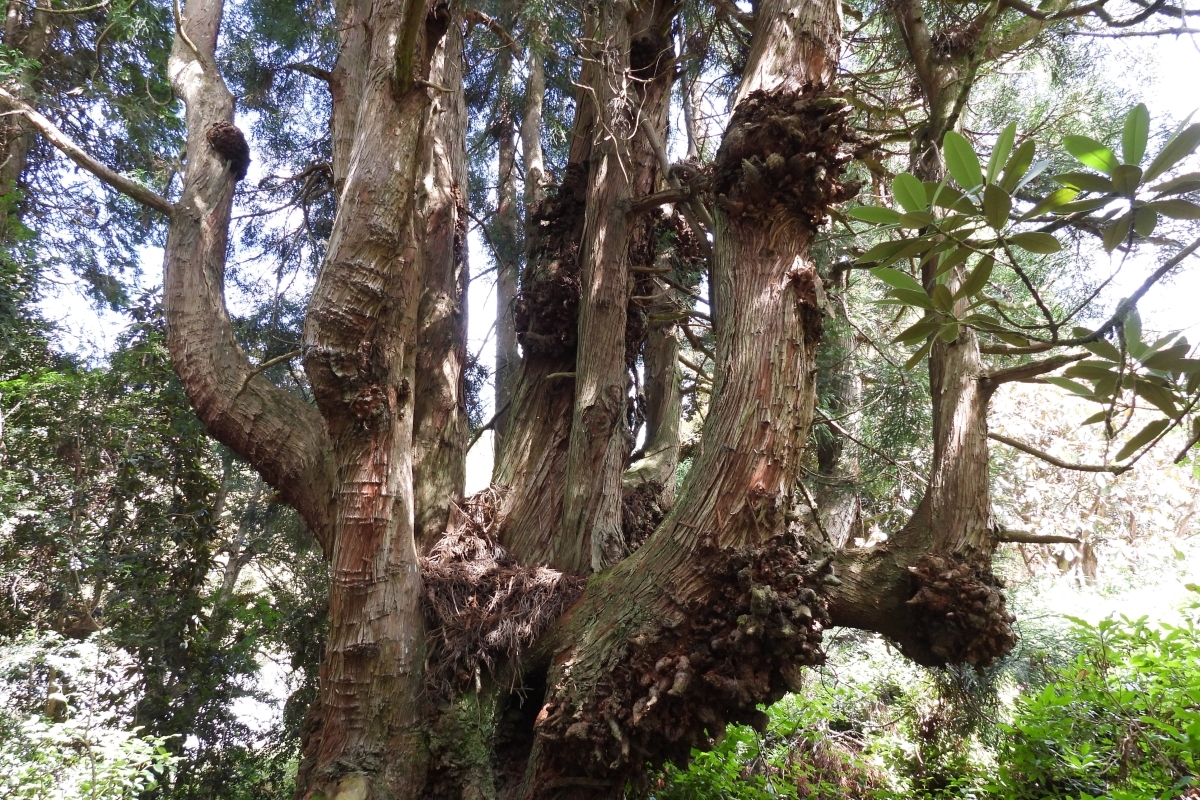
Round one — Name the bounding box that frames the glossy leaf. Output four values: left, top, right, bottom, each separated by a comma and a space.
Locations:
944, 130, 984, 190
1054, 172, 1114, 193
894, 316, 943, 344
1146, 199, 1200, 219
1115, 419, 1171, 461
1009, 232, 1062, 254
904, 338, 935, 370
898, 211, 937, 228
1024, 187, 1078, 219
930, 284, 955, 313
1122, 103, 1150, 165
1144, 123, 1200, 183
1102, 213, 1132, 252
893, 172, 928, 212
1133, 206, 1158, 237
848, 206, 902, 224
983, 184, 1012, 229
1055, 198, 1111, 215
1111, 164, 1142, 196
1045, 376, 1094, 398
1134, 378, 1180, 417
987, 122, 1017, 184
1064, 135, 1118, 175
1001, 139, 1036, 193
956, 255, 994, 300
1151, 171, 1200, 195
871, 266, 925, 293
889, 288, 937, 310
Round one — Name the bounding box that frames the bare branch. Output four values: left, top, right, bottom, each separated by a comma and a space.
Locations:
282, 62, 332, 82
996, 529, 1082, 544
982, 352, 1088, 387
0, 86, 174, 216
981, 235, 1200, 356
989, 432, 1128, 473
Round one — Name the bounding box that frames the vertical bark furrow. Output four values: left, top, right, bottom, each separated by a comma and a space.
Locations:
413, 22, 469, 552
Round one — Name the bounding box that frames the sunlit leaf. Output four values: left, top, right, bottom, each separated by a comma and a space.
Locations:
1144, 123, 1200, 183
848, 206, 902, 224
987, 123, 1017, 185
1008, 232, 1062, 254
1064, 135, 1118, 175
1054, 172, 1114, 193
1055, 197, 1111, 215
944, 130, 984, 190
1122, 103, 1150, 165
1115, 419, 1171, 461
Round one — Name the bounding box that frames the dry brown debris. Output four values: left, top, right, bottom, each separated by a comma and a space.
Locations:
713, 85, 862, 227
205, 121, 251, 181
906, 552, 1017, 668
535, 536, 832, 785
421, 487, 585, 697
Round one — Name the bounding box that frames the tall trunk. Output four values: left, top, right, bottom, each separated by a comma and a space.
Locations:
826, 4, 1014, 667
413, 23, 470, 551
561, 0, 678, 572
521, 32, 546, 209
493, 31, 521, 454
514, 1, 848, 793
623, 310, 681, 508
495, 2, 677, 573
295, 2, 456, 796
0, 2, 51, 235
813, 266, 861, 547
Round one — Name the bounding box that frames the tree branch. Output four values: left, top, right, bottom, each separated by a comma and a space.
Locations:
988, 432, 1128, 473
981, 235, 1200, 356
0, 86, 174, 215
982, 352, 1087, 387
995, 529, 1082, 544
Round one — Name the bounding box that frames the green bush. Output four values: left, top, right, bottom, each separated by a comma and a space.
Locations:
994, 593, 1200, 800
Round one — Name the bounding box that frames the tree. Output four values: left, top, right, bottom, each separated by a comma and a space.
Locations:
2, 0, 1198, 798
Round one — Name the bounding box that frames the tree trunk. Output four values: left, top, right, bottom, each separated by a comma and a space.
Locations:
826, 4, 1015, 667
494, 26, 521, 455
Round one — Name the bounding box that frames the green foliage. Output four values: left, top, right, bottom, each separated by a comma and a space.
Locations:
650, 692, 889, 800
0, 714, 178, 800
994, 595, 1200, 799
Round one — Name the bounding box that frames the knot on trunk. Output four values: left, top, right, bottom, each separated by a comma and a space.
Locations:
713, 86, 862, 226
515, 163, 588, 356
421, 488, 585, 699
906, 552, 1017, 668
205, 121, 250, 181
535, 536, 831, 787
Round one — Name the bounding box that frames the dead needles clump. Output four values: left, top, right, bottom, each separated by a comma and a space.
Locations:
421, 487, 585, 697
